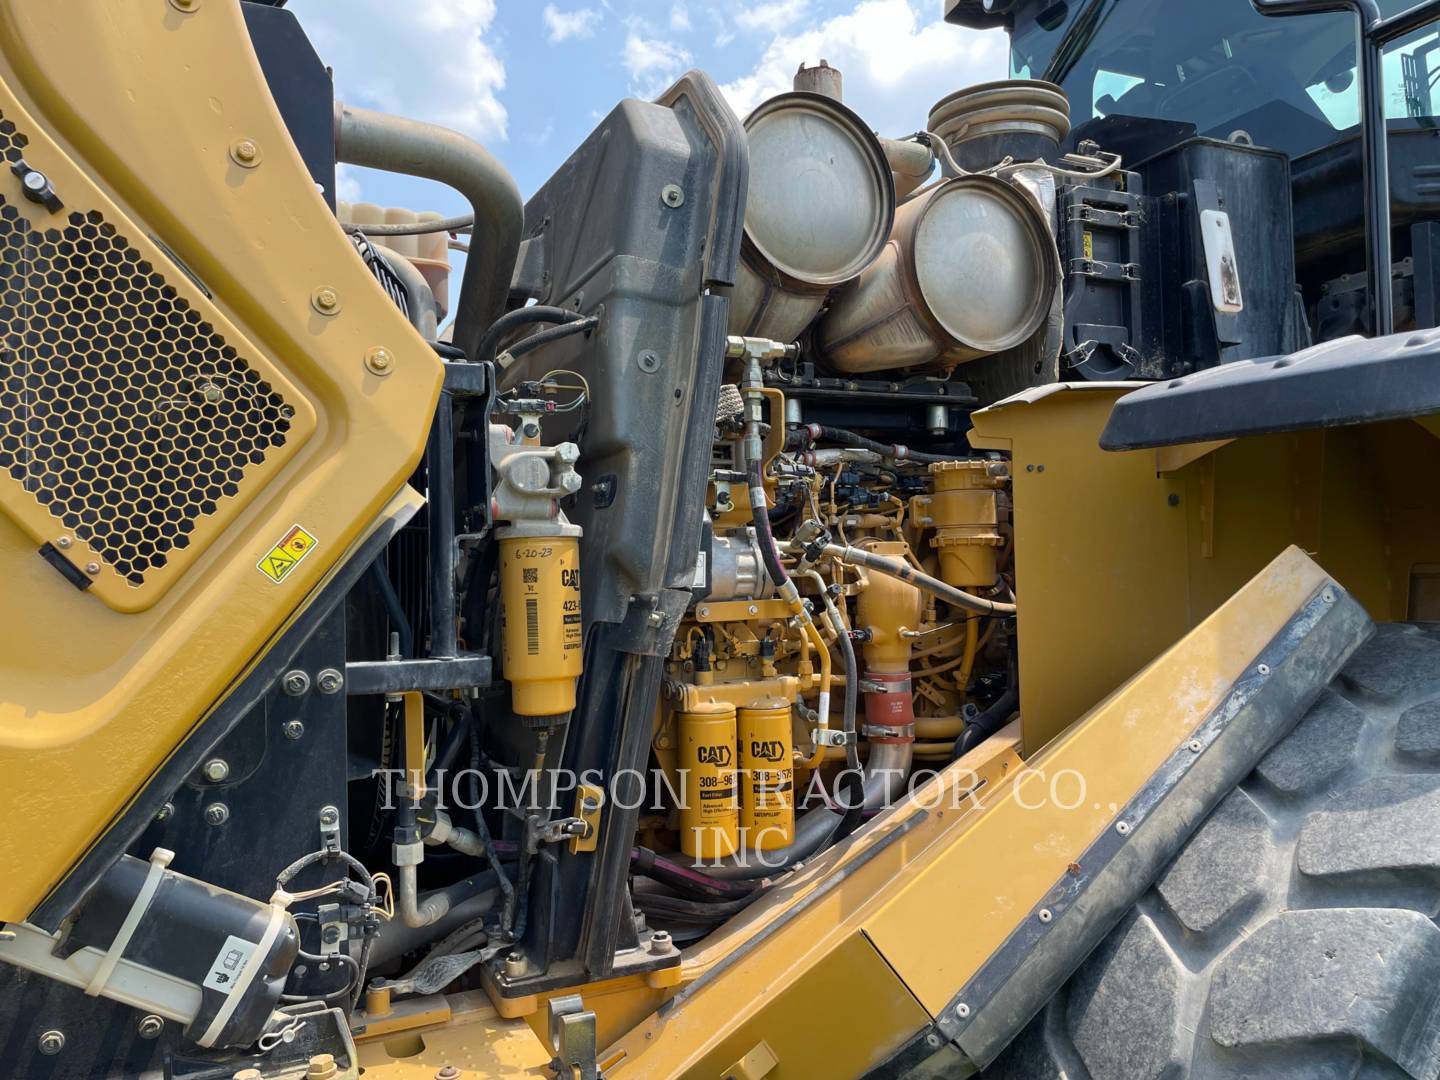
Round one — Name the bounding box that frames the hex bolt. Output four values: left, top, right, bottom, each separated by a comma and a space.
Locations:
137, 1015, 164, 1040
435, 1067, 462, 1080
202, 758, 230, 783
55, 535, 71, 549
319, 805, 340, 828
204, 802, 230, 827
155, 801, 174, 823
85, 562, 101, 575
503, 950, 528, 978
637, 349, 661, 373
364, 346, 394, 377
925, 1033, 940, 1048
282, 670, 311, 696
283, 719, 306, 741
229, 138, 261, 168
306, 1055, 338, 1080
648, 930, 673, 953
37, 1030, 64, 1056
661, 184, 685, 208
321, 925, 342, 945
310, 287, 342, 316
316, 668, 344, 695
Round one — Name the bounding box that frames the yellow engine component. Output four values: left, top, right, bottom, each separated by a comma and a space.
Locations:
676, 702, 740, 859
499, 528, 583, 720
737, 702, 795, 850
924, 459, 1005, 588
854, 540, 923, 672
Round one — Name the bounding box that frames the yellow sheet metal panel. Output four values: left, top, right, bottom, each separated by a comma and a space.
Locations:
355, 992, 553, 1079
612, 932, 930, 1079
860, 545, 1330, 1014
969, 384, 1190, 750
0, 1, 441, 918
597, 728, 1024, 1076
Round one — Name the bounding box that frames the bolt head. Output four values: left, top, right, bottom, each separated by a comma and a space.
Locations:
311, 286, 342, 315
155, 801, 174, 823
365, 347, 394, 376
55, 535, 71, 548
37, 1030, 64, 1055
22, 170, 46, 192
137, 1015, 164, 1040
954, 1002, 971, 1018
283, 719, 306, 740
233, 139, 258, 163
435, 1068, 462, 1080
85, 562, 101, 575
316, 668, 344, 694
282, 670, 311, 696
204, 802, 230, 827
202, 759, 230, 783
319, 805, 340, 827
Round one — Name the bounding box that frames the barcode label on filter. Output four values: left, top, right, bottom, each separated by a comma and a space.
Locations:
526, 598, 540, 655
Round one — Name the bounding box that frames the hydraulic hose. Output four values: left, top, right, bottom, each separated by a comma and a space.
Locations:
631, 848, 761, 900
799, 542, 1016, 617
477, 305, 593, 365
496, 317, 599, 370
953, 686, 1019, 759
335, 103, 522, 358
799, 424, 958, 465
802, 570, 860, 773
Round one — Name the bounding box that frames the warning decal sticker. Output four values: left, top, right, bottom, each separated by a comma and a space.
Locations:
256, 523, 318, 584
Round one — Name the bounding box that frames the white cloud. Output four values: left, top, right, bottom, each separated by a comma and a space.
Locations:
622, 31, 693, 96
735, 0, 809, 35
543, 4, 602, 43
288, 0, 507, 142
335, 164, 364, 204
721, 0, 1007, 138
670, 3, 693, 32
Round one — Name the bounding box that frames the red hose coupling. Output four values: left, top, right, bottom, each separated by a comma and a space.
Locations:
862, 671, 915, 744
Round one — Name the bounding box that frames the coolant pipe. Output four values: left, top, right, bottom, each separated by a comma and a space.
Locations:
396, 863, 451, 928
797, 541, 1017, 617
371, 873, 500, 966
335, 103, 523, 357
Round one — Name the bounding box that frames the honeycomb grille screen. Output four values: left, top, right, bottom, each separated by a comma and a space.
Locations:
0, 114, 294, 588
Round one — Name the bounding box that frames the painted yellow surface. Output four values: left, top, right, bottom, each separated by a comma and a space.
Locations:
0, 1, 441, 919
599, 547, 1335, 1077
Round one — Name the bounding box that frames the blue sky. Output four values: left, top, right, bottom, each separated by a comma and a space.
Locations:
285, 0, 1006, 247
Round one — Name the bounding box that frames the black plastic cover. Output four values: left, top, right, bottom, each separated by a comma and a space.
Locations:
1099, 327, 1440, 450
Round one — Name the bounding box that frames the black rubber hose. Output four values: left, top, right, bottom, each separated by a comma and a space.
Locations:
953, 687, 1019, 759
632, 848, 761, 900
807, 424, 958, 465
747, 457, 790, 591
476, 305, 590, 364
467, 722, 517, 930
634, 890, 763, 924
499, 316, 598, 365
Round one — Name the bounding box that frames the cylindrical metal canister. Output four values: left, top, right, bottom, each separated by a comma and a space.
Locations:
928, 460, 1005, 588
863, 671, 916, 745
498, 529, 582, 720
729, 92, 895, 344
677, 702, 740, 859
738, 703, 795, 850
819, 174, 1057, 374
928, 80, 1070, 172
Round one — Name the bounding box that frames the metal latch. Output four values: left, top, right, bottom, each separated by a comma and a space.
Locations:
548, 994, 599, 1080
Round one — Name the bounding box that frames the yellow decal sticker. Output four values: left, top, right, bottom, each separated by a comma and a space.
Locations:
256, 524, 318, 584
1082, 231, 1094, 260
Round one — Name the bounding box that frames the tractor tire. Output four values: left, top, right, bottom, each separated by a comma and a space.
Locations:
984, 622, 1440, 1080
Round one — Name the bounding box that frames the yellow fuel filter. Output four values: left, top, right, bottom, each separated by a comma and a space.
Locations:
676, 702, 740, 859
498, 525, 583, 721
738, 703, 795, 850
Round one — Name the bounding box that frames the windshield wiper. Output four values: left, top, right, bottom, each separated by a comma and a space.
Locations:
1043, 0, 1119, 84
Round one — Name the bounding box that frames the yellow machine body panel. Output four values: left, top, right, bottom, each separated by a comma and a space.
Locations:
969, 383, 1440, 750
596, 545, 1340, 1077
0, 0, 442, 919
